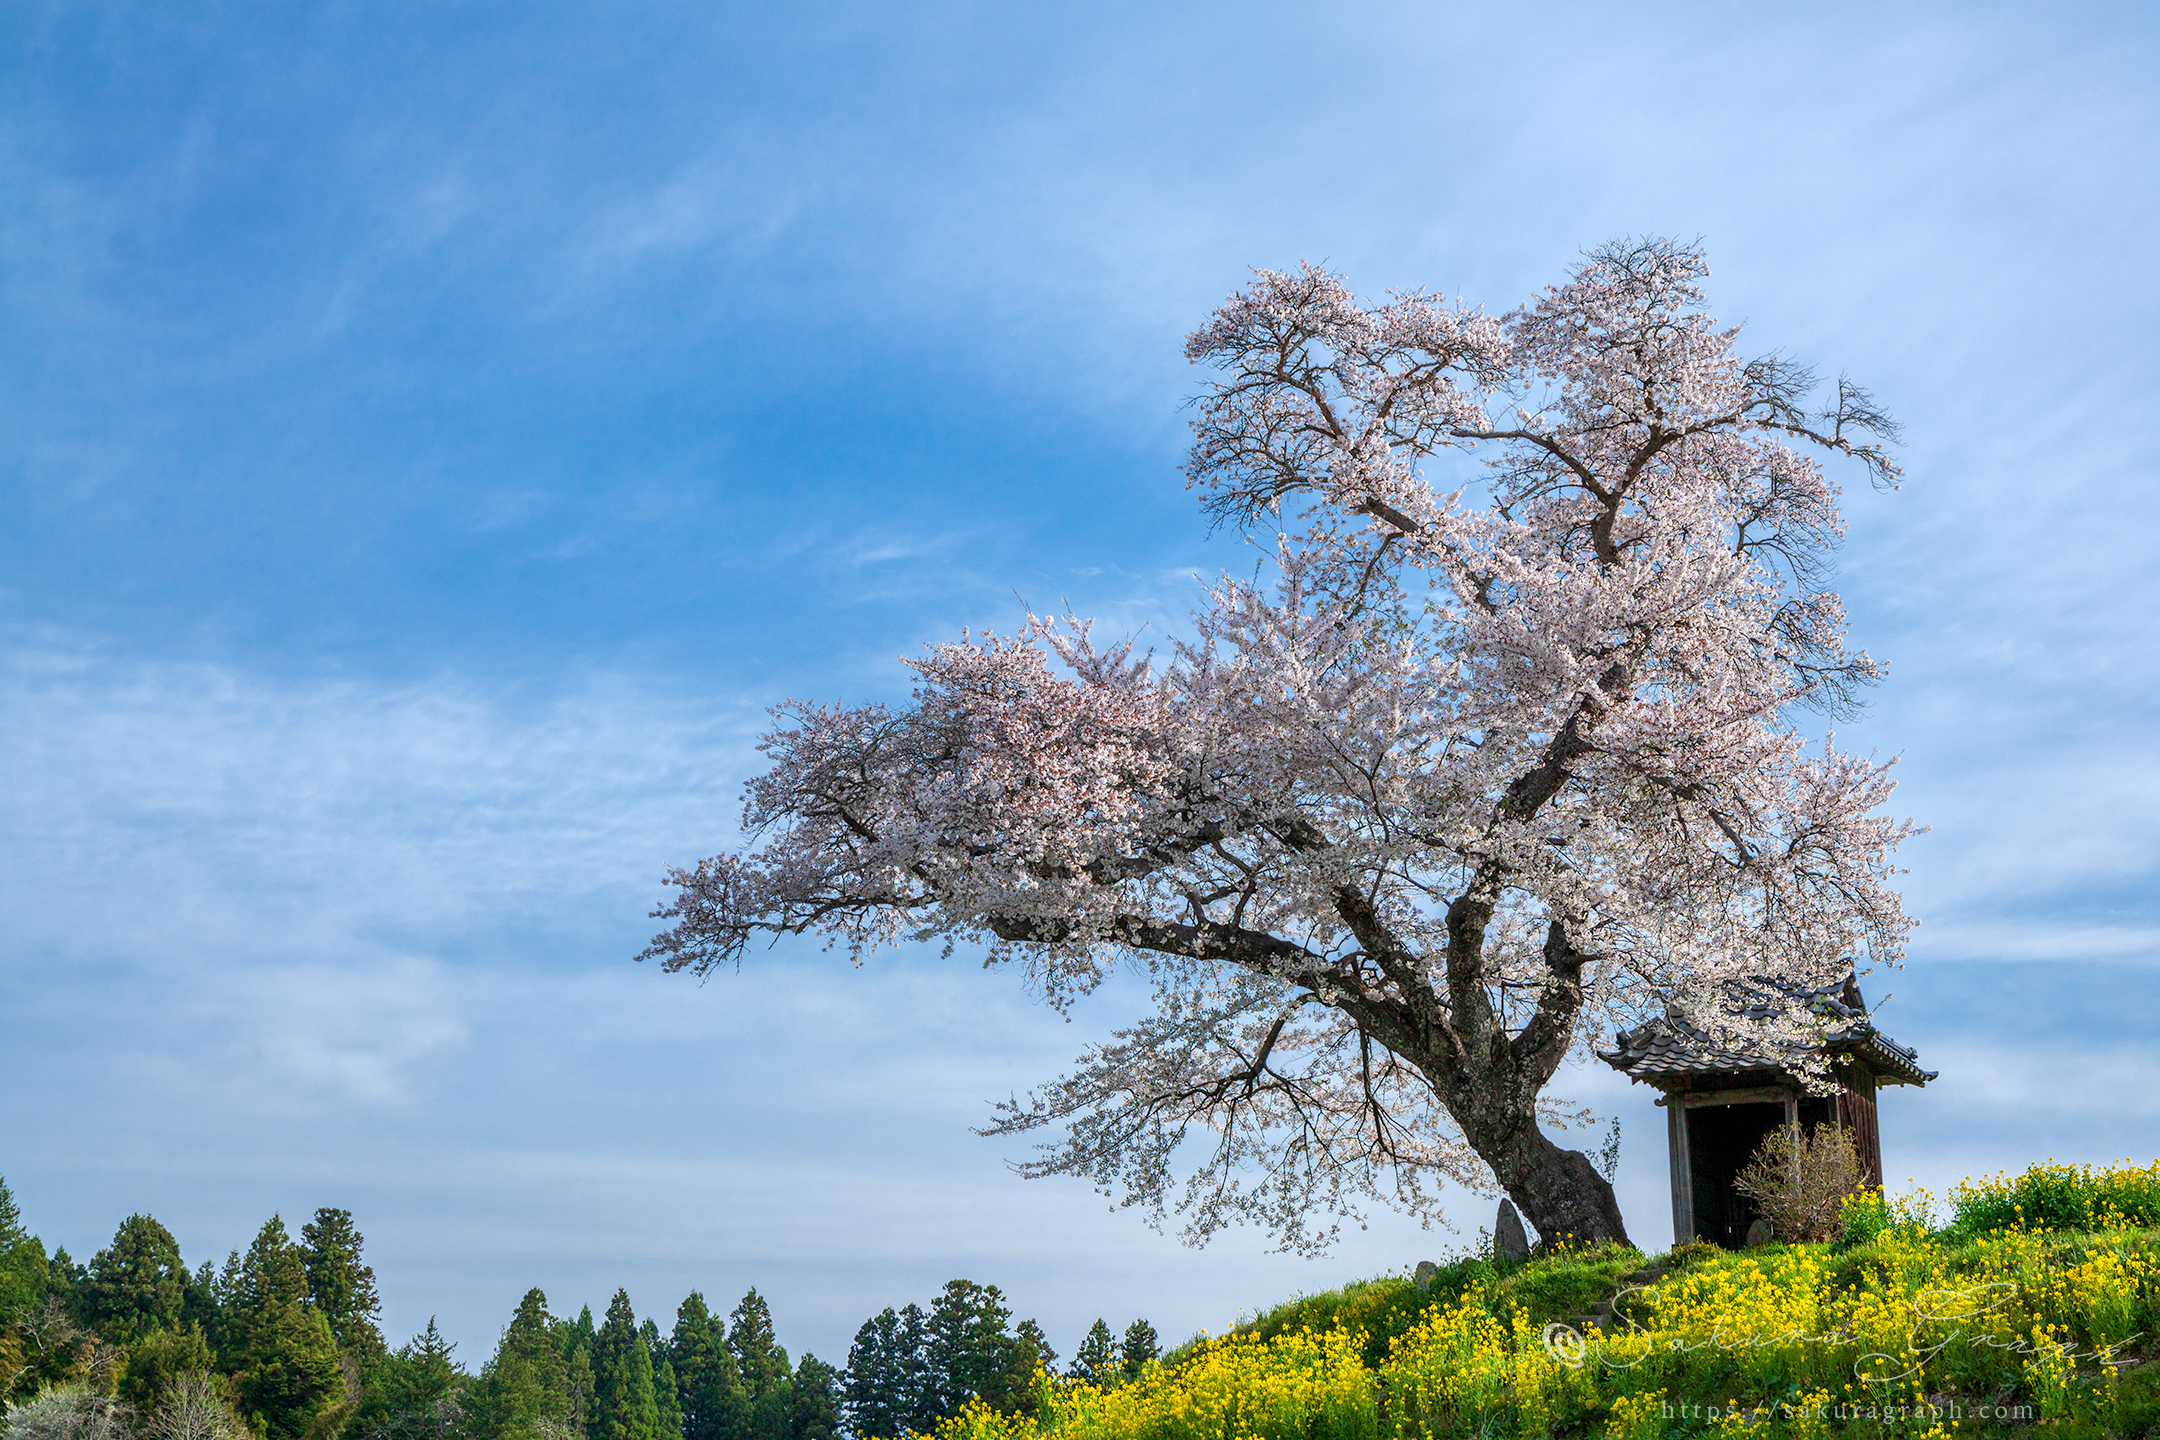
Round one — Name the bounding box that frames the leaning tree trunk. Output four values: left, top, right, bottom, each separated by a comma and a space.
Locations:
1462, 1103, 1631, 1249
1358, 999, 1632, 1249
1422, 902, 1634, 1249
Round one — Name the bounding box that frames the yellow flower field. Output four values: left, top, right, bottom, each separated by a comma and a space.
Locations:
933, 1162, 2160, 1440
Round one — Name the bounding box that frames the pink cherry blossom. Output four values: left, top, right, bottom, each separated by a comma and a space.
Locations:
644, 238, 1914, 1253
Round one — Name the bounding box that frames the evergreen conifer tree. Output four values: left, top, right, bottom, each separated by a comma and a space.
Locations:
651, 1356, 683, 1440
0, 1177, 51, 1326
233, 1290, 345, 1440
638, 1318, 682, 1438
630, 1321, 678, 1440
219, 1219, 305, 1372
81, 1214, 189, 1344
924, 1282, 1016, 1417
395, 1319, 462, 1408
1003, 1322, 1054, 1416
184, 1257, 222, 1339
669, 1292, 742, 1440
205, 1250, 245, 1366
592, 1290, 659, 1440
563, 1302, 600, 1434
362, 1316, 463, 1438
726, 1290, 791, 1440
0, 1177, 25, 1247
1068, 1322, 1114, 1387
44, 1246, 84, 1318
473, 1287, 571, 1438
724, 1291, 788, 1397
118, 1323, 218, 1411
507, 1290, 567, 1382
1116, 1322, 1157, 1384
785, 1356, 838, 1440
893, 1305, 930, 1436
236, 1219, 311, 1312
300, 1209, 385, 1362
224, 1217, 344, 1440
842, 1309, 907, 1440
566, 1341, 597, 1437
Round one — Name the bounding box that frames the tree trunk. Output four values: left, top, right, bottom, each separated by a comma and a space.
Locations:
1425, 1067, 1632, 1248
1489, 1128, 1630, 1250
1386, 1040, 1633, 1250
1402, 901, 1633, 1250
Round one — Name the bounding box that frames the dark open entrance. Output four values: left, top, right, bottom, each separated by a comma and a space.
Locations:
1685, 1102, 1787, 1248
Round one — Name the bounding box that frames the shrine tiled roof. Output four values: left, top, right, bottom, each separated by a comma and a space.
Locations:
1597, 975, 1936, 1089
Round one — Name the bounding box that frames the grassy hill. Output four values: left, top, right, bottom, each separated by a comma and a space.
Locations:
943, 1160, 2160, 1439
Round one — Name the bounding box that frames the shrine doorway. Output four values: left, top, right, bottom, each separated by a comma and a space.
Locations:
1684, 1100, 1788, 1249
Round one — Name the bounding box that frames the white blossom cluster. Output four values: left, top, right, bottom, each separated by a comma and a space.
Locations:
645, 239, 1915, 1253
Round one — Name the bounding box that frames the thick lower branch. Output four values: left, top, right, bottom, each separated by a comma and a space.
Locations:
1508, 920, 1587, 1084
985, 911, 1333, 982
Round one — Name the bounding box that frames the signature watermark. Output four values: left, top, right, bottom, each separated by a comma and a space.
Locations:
1536, 1280, 2141, 1388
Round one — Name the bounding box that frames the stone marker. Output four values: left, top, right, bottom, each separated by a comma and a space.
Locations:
1495, 1200, 1531, 1263
1745, 1218, 1775, 1248
1412, 1260, 1438, 1290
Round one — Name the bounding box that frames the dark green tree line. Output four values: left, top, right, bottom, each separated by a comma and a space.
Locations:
1, 1181, 1133, 1440
840, 1281, 1134, 1437
0, 1184, 401, 1440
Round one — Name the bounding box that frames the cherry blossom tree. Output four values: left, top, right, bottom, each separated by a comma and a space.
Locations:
641, 238, 1915, 1252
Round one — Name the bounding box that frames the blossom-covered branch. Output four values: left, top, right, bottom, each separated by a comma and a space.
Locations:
645, 237, 1915, 1252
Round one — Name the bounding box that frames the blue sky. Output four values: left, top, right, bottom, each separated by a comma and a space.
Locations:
3, 0, 2157, 1374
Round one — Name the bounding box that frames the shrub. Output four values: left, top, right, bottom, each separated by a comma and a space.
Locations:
1732, 1123, 1865, 1243
2, 1386, 133, 1440
141, 1373, 248, 1440
1945, 1158, 2160, 1238
1662, 1239, 1724, 1269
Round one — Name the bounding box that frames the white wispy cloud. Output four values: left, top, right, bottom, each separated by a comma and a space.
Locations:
0, 635, 755, 963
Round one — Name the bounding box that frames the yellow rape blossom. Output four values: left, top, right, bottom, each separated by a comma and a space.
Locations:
933, 1160, 2160, 1440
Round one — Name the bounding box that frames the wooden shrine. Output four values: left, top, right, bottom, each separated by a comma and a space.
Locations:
1599, 975, 1934, 1249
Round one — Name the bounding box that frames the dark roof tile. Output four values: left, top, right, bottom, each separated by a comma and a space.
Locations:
1596, 975, 1935, 1089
